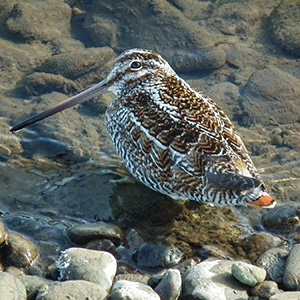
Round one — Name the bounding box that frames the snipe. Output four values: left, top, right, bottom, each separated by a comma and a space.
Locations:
11, 49, 275, 207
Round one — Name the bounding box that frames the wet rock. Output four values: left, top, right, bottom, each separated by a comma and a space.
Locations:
4, 231, 38, 268
0, 221, 8, 246
134, 242, 183, 269
173, 257, 201, 274
256, 248, 289, 283
0, 272, 27, 300
35, 280, 107, 300
154, 269, 181, 300
269, 1, 300, 57
67, 221, 124, 245
231, 261, 266, 287
23, 72, 77, 96
250, 281, 279, 299
242, 66, 300, 125
263, 204, 300, 233
7, 1, 72, 42
38, 46, 114, 79
240, 232, 285, 262
182, 259, 248, 299
0, 39, 51, 91
283, 243, 300, 290
83, 0, 226, 72
86, 239, 116, 254
21, 134, 72, 159
270, 291, 300, 300
19, 275, 54, 300
110, 280, 160, 300
58, 247, 116, 292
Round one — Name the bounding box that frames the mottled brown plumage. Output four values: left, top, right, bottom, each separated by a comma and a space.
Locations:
11, 49, 275, 207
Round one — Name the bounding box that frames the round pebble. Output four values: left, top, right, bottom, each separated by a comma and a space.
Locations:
110, 280, 160, 300
250, 281, 279, 299
4, 231, 38, 268
58, 247, 116, 292
232, 261, 266, 287
67, 222, 125, 244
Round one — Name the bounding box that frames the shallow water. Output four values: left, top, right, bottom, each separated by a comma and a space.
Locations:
0, 0, 300, 271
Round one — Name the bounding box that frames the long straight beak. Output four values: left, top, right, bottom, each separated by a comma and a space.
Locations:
10, 79, 109, 132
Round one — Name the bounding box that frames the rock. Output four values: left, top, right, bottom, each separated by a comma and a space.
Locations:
83, 0, 226, 72
38, 46, 114, 79
110, 280, 160, 300
240, 232, 285, 262
269, 1, 300, 57
23, 72, 77, 96
0, 272, 27, 300
250, 281, 279, 299
283, 243, 300, 290
256, 248, 289, 283
7, 1, 72, 42
0, 39, 51, 91
66, 221, 124, 245
0, 221, 8, 245
154, 269, 181, 300
58, 248, 116, 292
270, 291, 300, 300
35, 280, 107, 300
241, 66, 300, 125
4, 231, 38, 268
19, 275, 54, 300
134, 242, 183, 268
263, 204, 300, 234
182, 259, 248, 300
231, 261, 266, 287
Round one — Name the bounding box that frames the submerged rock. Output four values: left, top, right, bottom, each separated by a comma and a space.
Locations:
4, 231, 38, 268
269, 1, 300, 57
67, 221, 124, 245
6, 1, 72, 42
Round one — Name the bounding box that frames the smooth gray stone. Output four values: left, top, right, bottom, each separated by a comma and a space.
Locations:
111, 280, 160, 300
58, 247, 116, 292
283, 244, 300, 290
154, 269, 181, 300
182, 259, 248, 300
35, 280, 107, 300
0, 272, 27, 300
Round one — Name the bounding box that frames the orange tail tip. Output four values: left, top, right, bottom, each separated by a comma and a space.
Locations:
248, 195, 277, 208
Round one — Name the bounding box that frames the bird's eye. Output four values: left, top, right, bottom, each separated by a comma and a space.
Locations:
130, 61, 142, 70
